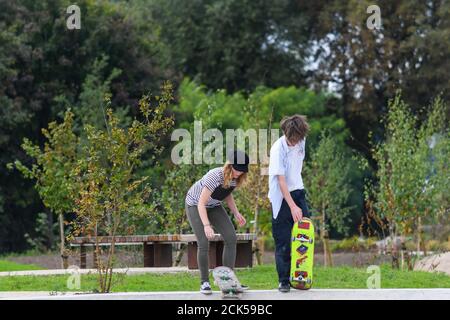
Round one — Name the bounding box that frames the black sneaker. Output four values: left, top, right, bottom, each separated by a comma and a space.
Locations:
200, 281, 212, 295
278, 282, 290, 293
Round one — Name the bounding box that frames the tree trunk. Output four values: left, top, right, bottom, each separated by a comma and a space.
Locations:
416, 216, 422, 254
325, 236, 333, 267
59, 214, 69, 269
400, 248, 405, 271
400, 230, 406, 271
253, 211, 263, 266
390, 223, 399, 269
252, 166, 263, 265
47, 210, 54, 250
174, 243, 187, 266
321, 208, 333, 267
94, 223, 104, 292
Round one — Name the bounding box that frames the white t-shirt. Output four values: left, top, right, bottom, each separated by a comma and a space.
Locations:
285, 142, 305, 191
268, 136, 306, 218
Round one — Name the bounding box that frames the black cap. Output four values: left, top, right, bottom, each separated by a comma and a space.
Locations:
228, 150, 249, 172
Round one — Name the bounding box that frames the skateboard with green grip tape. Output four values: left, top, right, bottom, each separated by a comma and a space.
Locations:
212, 266, 243, 299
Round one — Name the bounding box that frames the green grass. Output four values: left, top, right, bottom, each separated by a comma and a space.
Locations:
0, 249, 57, 259
0, 260, 44, 272
0, 264, 449, 292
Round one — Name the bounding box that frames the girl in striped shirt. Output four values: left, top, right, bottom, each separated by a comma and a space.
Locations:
185, 150, 249, 294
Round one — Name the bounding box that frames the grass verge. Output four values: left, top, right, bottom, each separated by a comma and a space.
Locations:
0, 264, 449, 292
0, 260, 44, 272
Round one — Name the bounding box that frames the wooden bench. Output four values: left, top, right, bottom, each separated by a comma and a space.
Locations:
180, 234, 256, 269
69, 233, 257, 269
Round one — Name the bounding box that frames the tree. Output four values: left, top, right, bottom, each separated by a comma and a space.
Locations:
154, 163, 208, 266
151, 0, 311, 92
175, 78, 349, 149
69, 82, 174, 292
365, 93, 449, 270
8, 111, 79, 268
305, 0, 450, 156
171, 79, 365, 252
303, 132, 355, 266
0, 0, 165, 253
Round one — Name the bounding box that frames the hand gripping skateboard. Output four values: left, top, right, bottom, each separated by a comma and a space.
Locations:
290, 218, 315, 289
212, 266, 243, 299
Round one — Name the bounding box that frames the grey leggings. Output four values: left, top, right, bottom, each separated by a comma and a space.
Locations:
185, 205, 237, 283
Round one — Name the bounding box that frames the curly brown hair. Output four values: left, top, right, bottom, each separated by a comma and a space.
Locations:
280, 114, 310, 144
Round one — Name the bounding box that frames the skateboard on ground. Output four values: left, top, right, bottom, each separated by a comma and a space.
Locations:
290, 218, 315, 289
212, 266, 244, 299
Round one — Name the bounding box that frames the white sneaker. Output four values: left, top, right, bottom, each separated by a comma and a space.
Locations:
200, 281, 212, 295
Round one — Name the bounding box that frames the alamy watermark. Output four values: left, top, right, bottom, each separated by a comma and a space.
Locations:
171, 121, 281, 170
64, 4, 380, 33
366, 265, 381, 289
66, 265, 81, 290
367, 5, 382, 30
66, 5, 81, 30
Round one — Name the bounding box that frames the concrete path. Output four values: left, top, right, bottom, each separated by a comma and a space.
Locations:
0, 289, 449, 300
0, 267, 198, 277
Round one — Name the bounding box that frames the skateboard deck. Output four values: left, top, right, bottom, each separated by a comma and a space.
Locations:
212, 266, 243, 299
290, 218, 314, 289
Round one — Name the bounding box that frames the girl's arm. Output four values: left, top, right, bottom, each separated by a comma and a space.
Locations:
224, 193, 239, 215
224, 194, 246, 227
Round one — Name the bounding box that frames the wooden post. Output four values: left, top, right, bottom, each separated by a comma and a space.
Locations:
236, 241, 253, 267
143, 243, 173, 267
187, 240, 254, 269
154, 243, 173, 267
187, 242, 221, 269
143, 243, 154, 267
80, 245, 86, 269
187, 242, 197, 269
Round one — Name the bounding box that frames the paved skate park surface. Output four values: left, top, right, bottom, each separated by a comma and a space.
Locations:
1, 289, 449, 300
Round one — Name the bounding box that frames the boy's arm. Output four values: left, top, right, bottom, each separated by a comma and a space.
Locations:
277, 175, 303, 222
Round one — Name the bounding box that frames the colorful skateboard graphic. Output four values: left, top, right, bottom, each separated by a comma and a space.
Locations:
290, 218, 314, 289
212, 266, 243, 299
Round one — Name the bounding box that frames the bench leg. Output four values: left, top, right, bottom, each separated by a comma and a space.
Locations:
187, 242, 197, 269
154, 243, 172, 267
144, 243, 154, 267
144, 243, 172, 267
187, 242, 223, 270
80, 245, 86, 269
188, 240, 254, 269
235, 241, 253, 268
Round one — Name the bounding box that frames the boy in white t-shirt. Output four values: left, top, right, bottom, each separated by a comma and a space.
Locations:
268, 114, 310, 293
